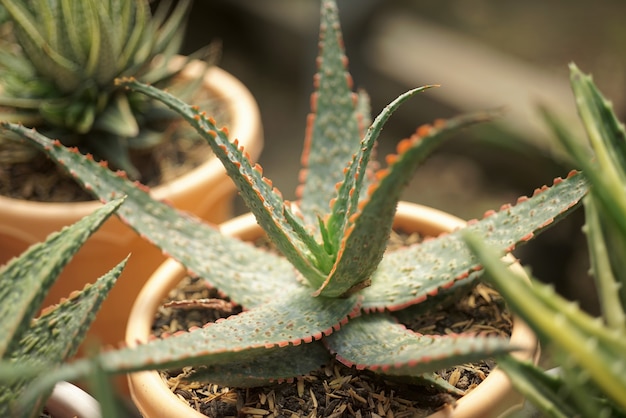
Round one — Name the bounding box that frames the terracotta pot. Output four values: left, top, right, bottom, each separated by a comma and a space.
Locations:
44, 382, 101, 418
125, 202, 538, 418
0, 60, 263, 350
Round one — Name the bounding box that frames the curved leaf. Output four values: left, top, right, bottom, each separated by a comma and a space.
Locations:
462, 230, 626, 411
325, 313, 513, 377
30, 289, 359, 391
0, 122, 302, 308
325, 86, 436, 257
111, 81, 330, 289
317, 112, 494, 297
361, 171, 588, 311
185, 342, 331, 388
297, 0, 361, 225
0, 198, 124, 357
109, 288, 359, 373
0, 257, 127, 418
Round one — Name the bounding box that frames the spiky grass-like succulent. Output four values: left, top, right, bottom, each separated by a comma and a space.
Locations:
0, 0, 211, 179
0, 0, 588, 412
463, 66, 626, 417
0, 198, 126, 417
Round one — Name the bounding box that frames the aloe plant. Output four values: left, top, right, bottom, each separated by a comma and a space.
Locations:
463, 65, 626, 418
0, 0, 588, 412
0, 197, 126, 417
0, 0, 211, 179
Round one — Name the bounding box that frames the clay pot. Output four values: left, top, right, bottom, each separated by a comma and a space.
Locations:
0, 60, 263, 349
125, 202, 538, 418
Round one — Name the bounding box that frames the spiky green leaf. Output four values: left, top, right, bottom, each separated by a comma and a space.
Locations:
462, 231, 626, 411
317, 112, 495, 297
584, 196, 626, 332
297, 0, 362, 226
0, 197, 123, 358
570, 64, 626, 181
184, 343, 331, 388
6, 258, 127, 362
542, 65, 626, 320
22, 289, 359, 392
102, 289, 358, 373
361, 171, 588, 311
117, 80, 336, 286
495, 356, 577, 418
567, 65, 626, 309
87, 134, 139, 180
550, 66, 626, 239
325, 314, 513, 377
324, 86, 436, 257
0, 122, 302, 309
0, 257, 127, 418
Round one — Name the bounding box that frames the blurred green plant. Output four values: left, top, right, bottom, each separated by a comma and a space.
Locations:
463, 64, 626, 417
0, 0, 213, 180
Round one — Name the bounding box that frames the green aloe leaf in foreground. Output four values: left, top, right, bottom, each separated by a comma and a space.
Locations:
459, 64, 626, 417
0, 198, 126, 417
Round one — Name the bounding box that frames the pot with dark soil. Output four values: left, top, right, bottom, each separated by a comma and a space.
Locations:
125, 205, 540, 418
0, 0, 263, 348
0, 0, 587, 415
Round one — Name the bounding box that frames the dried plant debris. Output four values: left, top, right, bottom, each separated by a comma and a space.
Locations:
165, 361, 457, 418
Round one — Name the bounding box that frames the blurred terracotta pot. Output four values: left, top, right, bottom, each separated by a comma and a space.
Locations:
0, 60, 263, 350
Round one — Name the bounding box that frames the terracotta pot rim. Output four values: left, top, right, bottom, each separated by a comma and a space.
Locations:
0, 61, 262, 216
126, 202, 539, 418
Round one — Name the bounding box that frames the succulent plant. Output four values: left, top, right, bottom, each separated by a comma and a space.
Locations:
0, 0, 588, 412
0, 197, 126, 417
0, 0, 210, 179
463, 65, 626, 417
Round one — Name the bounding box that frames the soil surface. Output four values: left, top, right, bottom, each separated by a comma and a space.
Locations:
0, 124, 213, 202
